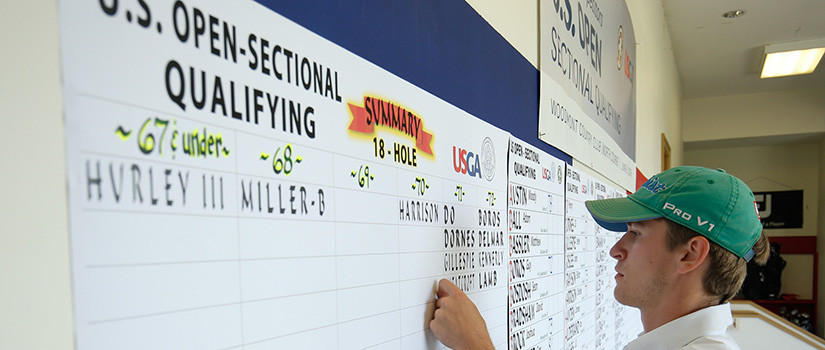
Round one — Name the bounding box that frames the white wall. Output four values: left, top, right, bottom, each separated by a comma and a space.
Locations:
0, 1, 74, 349
465, 0, 538, 68
683, 88, 825, 143
625, 0, 684, 176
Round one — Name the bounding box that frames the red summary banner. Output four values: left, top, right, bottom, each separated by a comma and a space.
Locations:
348, 96, 434, 155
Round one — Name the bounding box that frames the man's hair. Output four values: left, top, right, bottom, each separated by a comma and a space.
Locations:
663, 219, 770, 304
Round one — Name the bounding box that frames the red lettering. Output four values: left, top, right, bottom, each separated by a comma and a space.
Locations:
452, 147, 469, 174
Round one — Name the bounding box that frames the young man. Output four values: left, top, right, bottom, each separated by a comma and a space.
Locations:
430, 166, 770, 349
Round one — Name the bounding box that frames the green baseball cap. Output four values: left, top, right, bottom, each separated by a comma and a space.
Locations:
585, 166, 762, 261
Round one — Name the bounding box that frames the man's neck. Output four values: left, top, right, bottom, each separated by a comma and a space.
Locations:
639, 290, 717, 332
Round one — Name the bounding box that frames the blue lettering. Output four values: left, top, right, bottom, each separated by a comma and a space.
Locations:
466, 152, 482, 178
641, 177, 667, 193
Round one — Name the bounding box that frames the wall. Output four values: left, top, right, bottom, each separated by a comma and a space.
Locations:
0, 1, 74, 349
465, 0, 538, 68
683, 88, 825, 143
625, 0, 684, 177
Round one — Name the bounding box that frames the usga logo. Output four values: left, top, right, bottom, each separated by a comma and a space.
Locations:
542, 168, 552, 181
541, 165, 563, 184
453, 137, 496, 181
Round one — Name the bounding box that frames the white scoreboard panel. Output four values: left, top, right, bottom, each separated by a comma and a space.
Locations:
564, 166, 642, 350
507, 137, 566, 350
564, 166, 597, 349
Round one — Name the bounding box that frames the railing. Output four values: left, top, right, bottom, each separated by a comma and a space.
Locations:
731, 300, 825, 349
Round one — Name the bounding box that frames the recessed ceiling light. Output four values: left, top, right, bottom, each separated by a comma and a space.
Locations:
722, 10, 746, 19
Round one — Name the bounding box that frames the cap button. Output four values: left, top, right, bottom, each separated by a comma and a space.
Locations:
716, 168, 726, 173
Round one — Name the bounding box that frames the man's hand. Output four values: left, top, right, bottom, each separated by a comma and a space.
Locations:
429, 278, 495, 350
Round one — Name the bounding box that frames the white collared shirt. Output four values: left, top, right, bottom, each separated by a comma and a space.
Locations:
624, 303, 742, 350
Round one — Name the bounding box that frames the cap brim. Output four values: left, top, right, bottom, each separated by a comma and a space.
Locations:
585, 197, 663, 232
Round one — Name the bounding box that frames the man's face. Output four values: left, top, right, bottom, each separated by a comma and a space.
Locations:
609, 219, 679, 309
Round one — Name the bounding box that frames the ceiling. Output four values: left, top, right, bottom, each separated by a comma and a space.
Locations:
662, 0, 825, 100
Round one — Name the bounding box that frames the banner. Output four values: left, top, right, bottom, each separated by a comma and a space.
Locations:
538, 0, 636, 190
754, 190, 804, 229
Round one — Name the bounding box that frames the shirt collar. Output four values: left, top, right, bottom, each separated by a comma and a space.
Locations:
624, 303, 734, 350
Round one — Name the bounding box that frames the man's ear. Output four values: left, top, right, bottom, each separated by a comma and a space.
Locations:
677, 235, 711, 274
